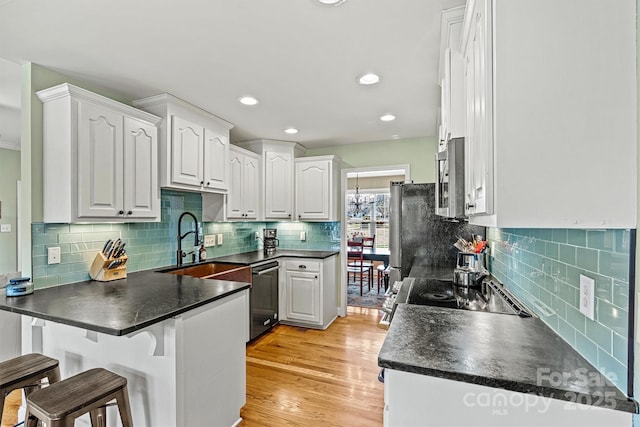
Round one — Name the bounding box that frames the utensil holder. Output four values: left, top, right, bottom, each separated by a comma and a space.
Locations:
88, 252, 128, 282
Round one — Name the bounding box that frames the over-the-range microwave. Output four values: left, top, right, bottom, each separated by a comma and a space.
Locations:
435, 137, 465, 219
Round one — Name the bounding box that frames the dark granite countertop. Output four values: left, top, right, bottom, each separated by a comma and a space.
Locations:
0, 269, 250, 336
211, 249, 339, 265
378, 304, 637, 413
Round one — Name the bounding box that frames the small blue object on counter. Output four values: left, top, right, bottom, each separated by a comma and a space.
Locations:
5, 277, 34, 297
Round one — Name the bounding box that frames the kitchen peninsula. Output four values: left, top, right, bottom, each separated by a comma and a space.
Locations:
0, 269, 251, 427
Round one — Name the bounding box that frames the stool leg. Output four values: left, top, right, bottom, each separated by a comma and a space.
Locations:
24, 407, 37, 427
115, 387, 134, 427
90, 406, 107, 427
0, 390, 5, 425
46, 367, 61, 385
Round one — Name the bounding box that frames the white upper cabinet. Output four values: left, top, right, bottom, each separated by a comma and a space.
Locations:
460, 0, 637, 228
133, 93, 233, 194
236, 139, 305, 221
439, 6, 466, 151
37, 83, 161, 223
264, 150, 294, 219
227, 145, 260, 219
295, 156, 339, 221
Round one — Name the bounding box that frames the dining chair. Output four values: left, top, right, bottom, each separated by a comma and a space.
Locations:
347, 241, 373, 295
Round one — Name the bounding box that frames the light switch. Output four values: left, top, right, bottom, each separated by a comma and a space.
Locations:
48, 246, 61, 265
579, 274, 595, 320
300, 231, 306, 241
0, 224, 10, 232
217, 234, 223, 245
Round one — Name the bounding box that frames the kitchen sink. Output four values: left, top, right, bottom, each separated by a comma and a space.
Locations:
160, 263, 252, 283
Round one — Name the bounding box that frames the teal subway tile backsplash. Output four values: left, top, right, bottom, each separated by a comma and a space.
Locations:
32, 189, 340, 288
487, 227, 631, 392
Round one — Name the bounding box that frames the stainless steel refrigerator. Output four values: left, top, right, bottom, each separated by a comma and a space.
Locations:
388, 182, 485, 283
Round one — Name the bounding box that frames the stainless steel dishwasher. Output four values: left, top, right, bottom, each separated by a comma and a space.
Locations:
250, 261, 279, 341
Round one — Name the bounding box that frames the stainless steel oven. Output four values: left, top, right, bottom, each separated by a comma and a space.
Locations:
435, 137, 465, 219
250, 261, 279, 341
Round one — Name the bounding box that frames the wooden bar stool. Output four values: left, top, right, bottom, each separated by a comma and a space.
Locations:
24, 368, 133, 427
0, 353, 61, 423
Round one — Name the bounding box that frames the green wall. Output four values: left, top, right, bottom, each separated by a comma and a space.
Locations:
304, 136, 438, 183
0, 147, 20, 273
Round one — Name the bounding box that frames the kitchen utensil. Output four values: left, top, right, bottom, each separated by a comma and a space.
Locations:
102, 239, 112, 255
453, 267, 486, 287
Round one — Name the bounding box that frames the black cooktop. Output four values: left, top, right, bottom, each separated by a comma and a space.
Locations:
405, 278, 531, 317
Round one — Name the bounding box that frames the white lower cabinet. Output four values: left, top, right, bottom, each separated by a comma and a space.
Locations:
384, 369, 631, 427
280, 256, 337, 330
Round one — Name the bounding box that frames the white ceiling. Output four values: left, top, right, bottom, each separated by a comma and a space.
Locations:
0, 0, 465, 149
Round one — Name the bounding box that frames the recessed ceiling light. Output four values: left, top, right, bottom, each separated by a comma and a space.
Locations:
284, 128, 299, 134
239, 96, 259, 106
317, 0, 346, 5
380, 114, 396, 122
357, 73, 381, 85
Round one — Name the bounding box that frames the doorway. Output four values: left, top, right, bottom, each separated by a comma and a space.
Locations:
338, 165, 410, 315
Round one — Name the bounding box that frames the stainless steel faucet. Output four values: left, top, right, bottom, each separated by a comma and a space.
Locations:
177, 211, 199, 267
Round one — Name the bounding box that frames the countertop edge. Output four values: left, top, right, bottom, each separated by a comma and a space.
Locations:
377, 358, 638, 414
0, 283, 251, 336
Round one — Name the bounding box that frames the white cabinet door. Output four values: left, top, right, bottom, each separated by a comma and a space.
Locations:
463, 0, 493, 216
296, 160, 330, 220
123, 117, 159, 219
285, 270, 320, 324
77, 100, 124, 218
172, 116, 203, 187
264, 151, 293, 219
227, 151, 244, 218
203, 129, 228, 191
243, 154, 259, 219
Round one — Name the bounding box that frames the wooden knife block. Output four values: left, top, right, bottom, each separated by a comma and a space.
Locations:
89, 252, 128, 282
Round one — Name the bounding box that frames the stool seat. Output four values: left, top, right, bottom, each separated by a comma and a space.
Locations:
25, 368, 133, 427
0, 353, 60, 391
0, 353, 61, 425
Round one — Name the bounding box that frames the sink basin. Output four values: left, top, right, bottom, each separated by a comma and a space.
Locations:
161, 263, 252, 283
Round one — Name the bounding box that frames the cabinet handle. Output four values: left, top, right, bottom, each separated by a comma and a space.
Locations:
127, 210, 132, 216
466, 203, 475, 210
118, 210, 124, 215
299, 265, 307, 269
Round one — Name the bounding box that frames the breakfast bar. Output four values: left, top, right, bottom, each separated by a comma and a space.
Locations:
0, 269, 251, 427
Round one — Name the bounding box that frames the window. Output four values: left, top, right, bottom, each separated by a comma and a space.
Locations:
346, 189, 390, 248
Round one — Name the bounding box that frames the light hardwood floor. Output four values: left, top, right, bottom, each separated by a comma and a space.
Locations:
240, 307, 387, 427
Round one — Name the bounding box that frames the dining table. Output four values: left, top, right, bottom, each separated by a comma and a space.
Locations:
361, 247, 390, 265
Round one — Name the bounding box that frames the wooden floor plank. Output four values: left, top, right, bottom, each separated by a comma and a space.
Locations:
240, 307, 387, 427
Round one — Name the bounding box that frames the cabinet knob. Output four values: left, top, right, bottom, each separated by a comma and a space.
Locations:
315, 275, 318, 279
298, 215, 301, 218
200, 181, 204, 185
466, 203, 475, 210
118, 210, 124, 215
206, 181, 210, 186
127, 210, 133, 216
288, 214, 291, 218
299, 265, 307, 269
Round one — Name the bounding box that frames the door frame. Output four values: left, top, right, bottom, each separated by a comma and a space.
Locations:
338, 164, 411, 316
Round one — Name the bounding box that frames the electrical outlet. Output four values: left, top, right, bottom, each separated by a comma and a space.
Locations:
217, 234, 223, 245
48, 246, 61, 265
579, 274, 595, 320
255, 232, 260, 239
300, 231, 306, 241
204, 234, 216, 247
0, 224, 10, 232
